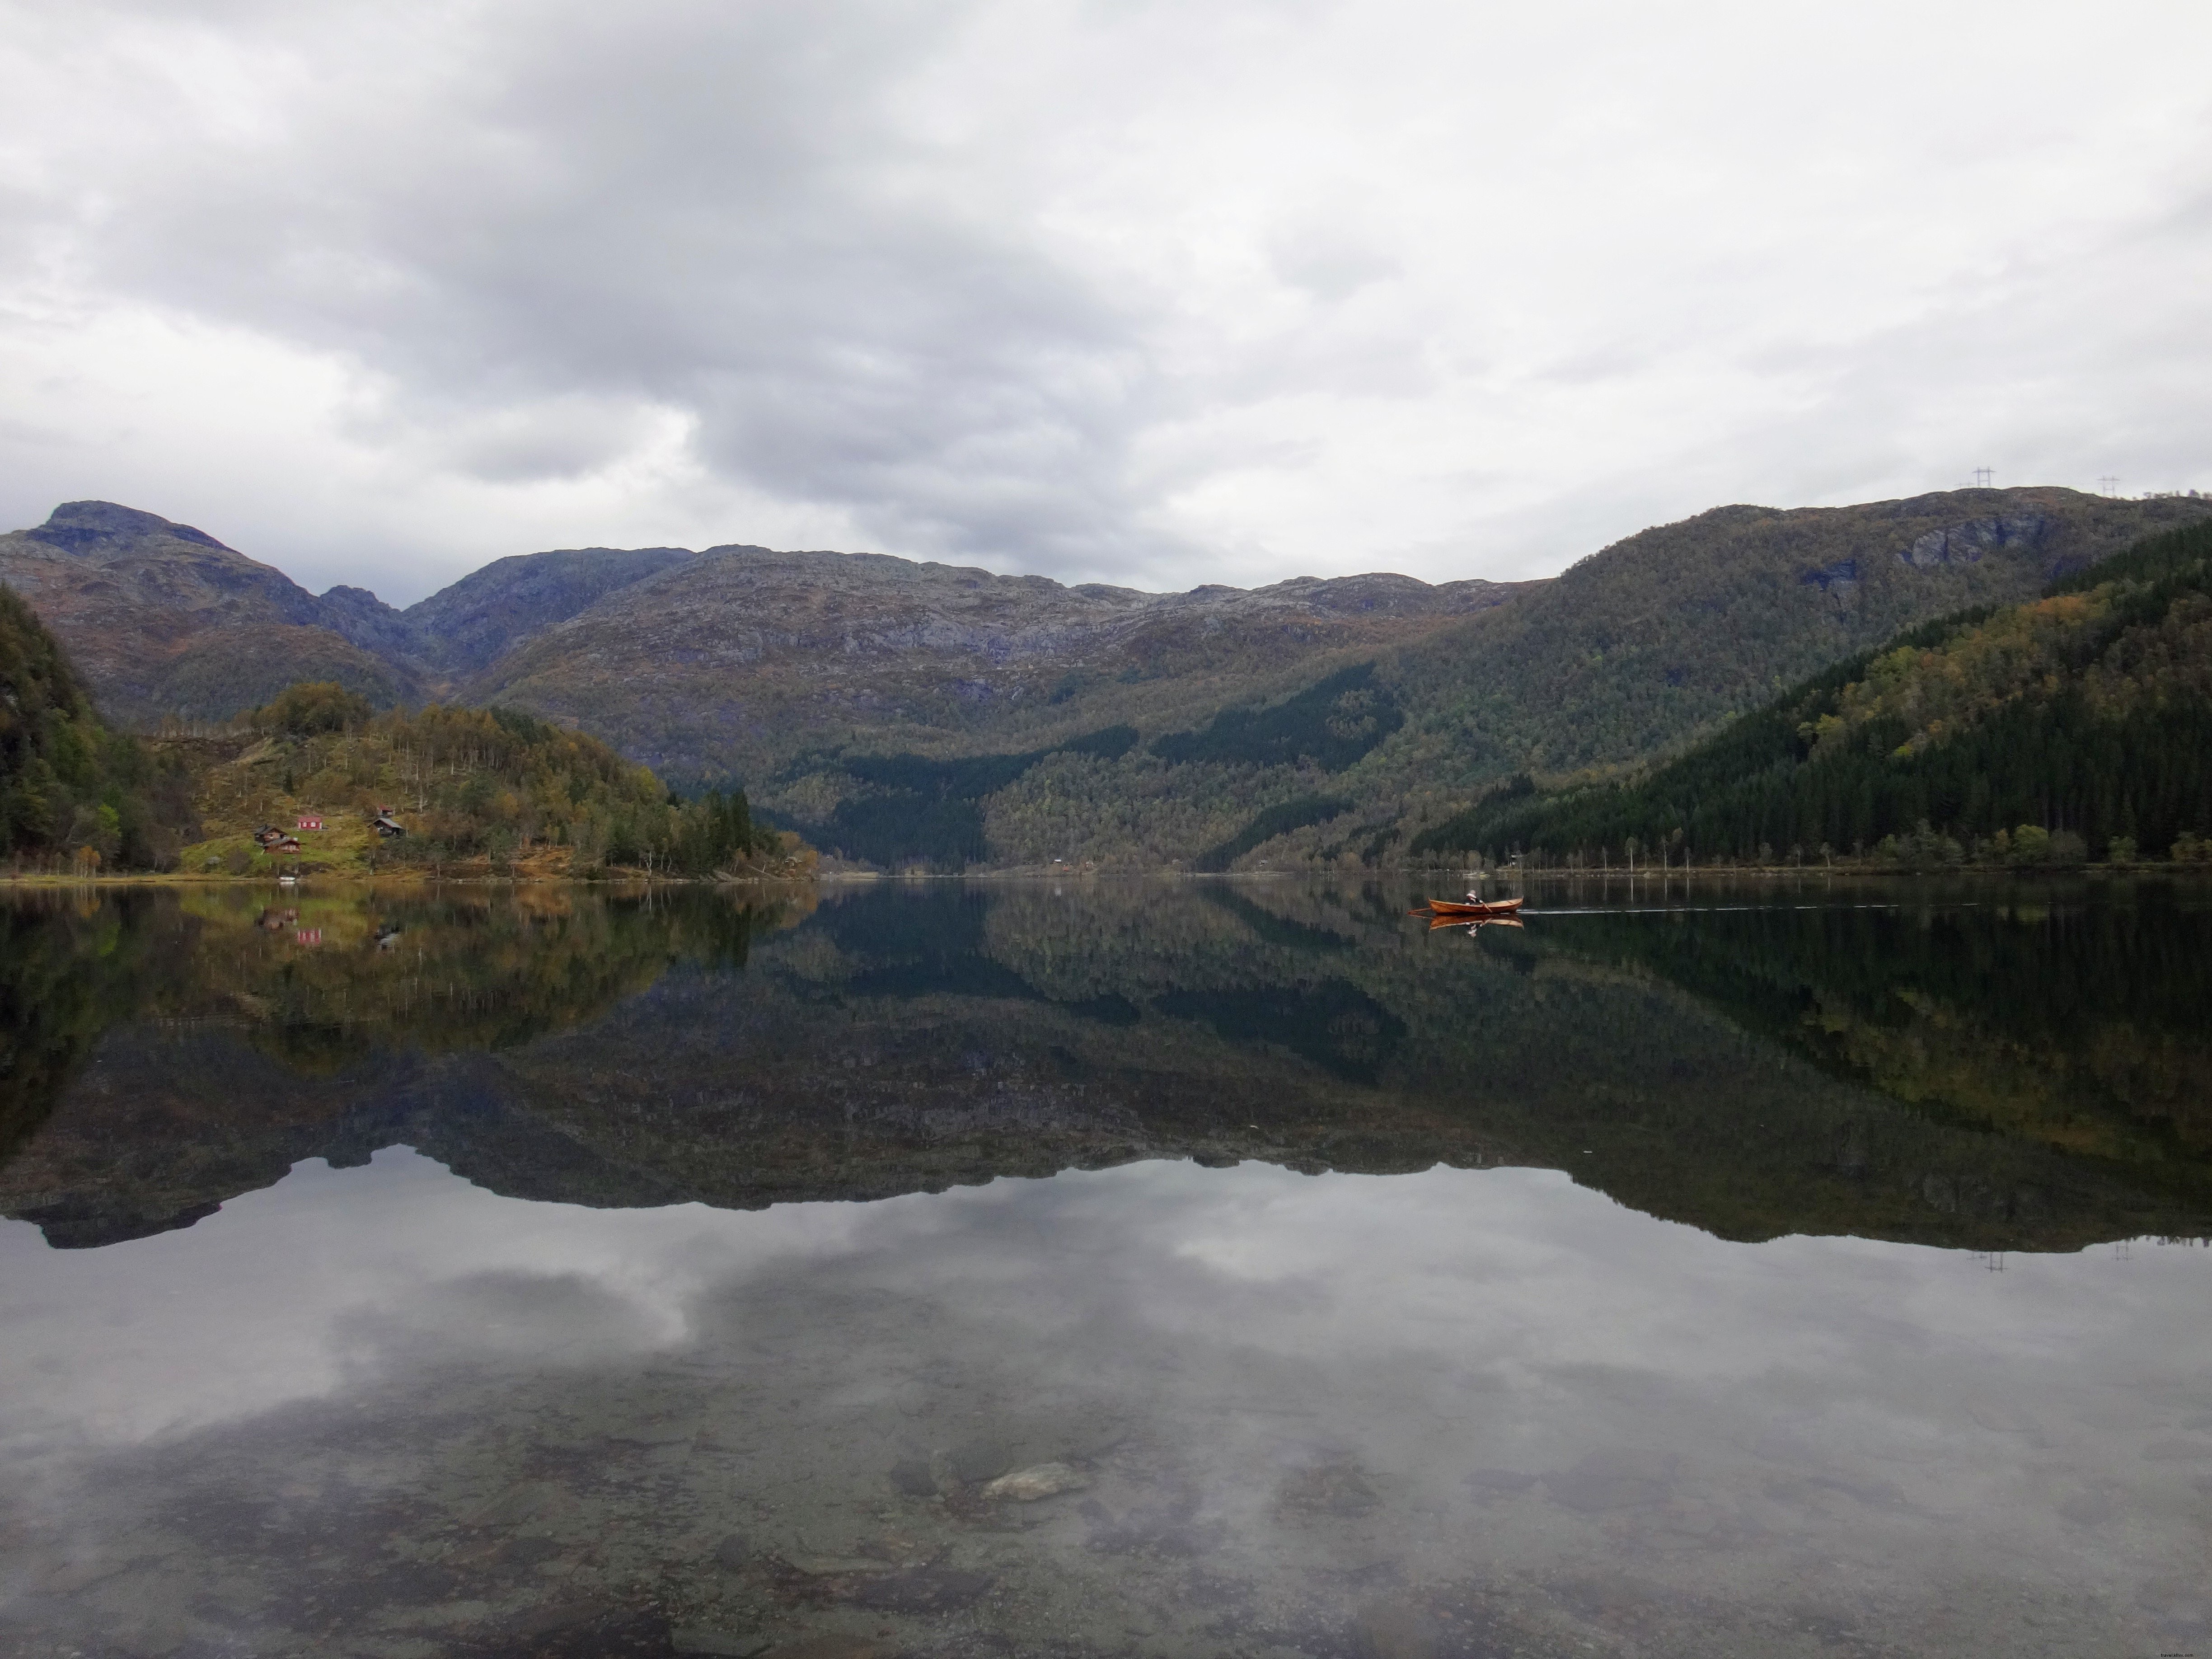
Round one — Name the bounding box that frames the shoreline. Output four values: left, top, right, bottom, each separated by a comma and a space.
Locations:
5, 862, 2206, 889
0, 871, 818, 889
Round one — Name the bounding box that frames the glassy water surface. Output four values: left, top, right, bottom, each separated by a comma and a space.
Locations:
2, 877, 2209, 1659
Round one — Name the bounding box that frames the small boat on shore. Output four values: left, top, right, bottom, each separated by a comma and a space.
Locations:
1417, 895, 1524, 919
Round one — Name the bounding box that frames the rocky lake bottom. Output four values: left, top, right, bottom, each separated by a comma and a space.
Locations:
1, 876, 2208, 1658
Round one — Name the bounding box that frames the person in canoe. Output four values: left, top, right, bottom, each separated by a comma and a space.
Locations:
1426, 895, 1525, 919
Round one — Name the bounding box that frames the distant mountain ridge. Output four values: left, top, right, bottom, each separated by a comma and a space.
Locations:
0, 501, 410, 723
0, 503, 706, 722
2, 487, 2206, 868
398, 544, 698, 674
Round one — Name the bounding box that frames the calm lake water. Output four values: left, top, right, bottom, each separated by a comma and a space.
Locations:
2, 876, 2209, 1659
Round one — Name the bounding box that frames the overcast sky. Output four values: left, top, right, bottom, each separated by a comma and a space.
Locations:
1, 0, 2207, 605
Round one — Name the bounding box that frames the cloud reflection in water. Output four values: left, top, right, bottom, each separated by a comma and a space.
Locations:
3, 1147, 2208, 1655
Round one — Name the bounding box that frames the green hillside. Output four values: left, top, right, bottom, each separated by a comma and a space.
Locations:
969, 489, 2210, 871
0, 586, 195, 872
1413, 518, 2212, 865
180, 683, 785, 879
1367, 487, 2207, 798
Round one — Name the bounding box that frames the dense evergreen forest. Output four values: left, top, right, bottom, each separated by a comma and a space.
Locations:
1413, 520, 2212, 867
781, 663, 1396, 870
0, 586, 195, 871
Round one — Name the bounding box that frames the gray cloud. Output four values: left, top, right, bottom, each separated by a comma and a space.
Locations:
0, 0, 2208, 599
70, 1, 1177, 570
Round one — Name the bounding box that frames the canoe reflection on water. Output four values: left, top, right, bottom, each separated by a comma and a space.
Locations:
1426, 911, 1525, 933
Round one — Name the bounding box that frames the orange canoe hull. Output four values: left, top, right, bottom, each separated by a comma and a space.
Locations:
1422, 896, 1525, 919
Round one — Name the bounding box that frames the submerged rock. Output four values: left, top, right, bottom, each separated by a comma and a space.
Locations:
712, 1532, 752, 1569
1276, 1459, 1381, 1519
1541, 1447, 1678, 1513
980, 1461, 1091, 1502
886, 1455, 939, 1497
671, 1628, 769, 1657
847, 1565, 994, 1612
759, 1640, 890, 1659
1463, 1467, 1539, 1498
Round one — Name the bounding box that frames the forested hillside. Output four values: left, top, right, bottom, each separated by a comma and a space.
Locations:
178, 682, 790, 879
0, 585, 194, 872
6, 487, 2207, 871
958, 489, 2210, 871
1362, 487, 2210, 807
1413, 519, 2212, 866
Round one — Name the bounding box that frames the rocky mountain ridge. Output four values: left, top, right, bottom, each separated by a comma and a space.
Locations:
0, 501, 412, 724
473, 544, 1527, 780
0, 500, 1524, 729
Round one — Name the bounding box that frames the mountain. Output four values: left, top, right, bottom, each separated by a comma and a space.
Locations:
463, 490, 2210, 867
1356, 487, 2212, 817
0, 505, 701, 721
4, 487, 2207, 868
1415, 516, 2212, 865
398, 544, 696, 675
464, 546, 1525, 862
0, 501, 417, 723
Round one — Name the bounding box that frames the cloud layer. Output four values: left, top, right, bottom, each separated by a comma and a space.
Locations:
1, 0, 2208, 601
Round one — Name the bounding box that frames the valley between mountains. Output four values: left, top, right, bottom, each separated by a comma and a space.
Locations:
4, 489, 2207, 872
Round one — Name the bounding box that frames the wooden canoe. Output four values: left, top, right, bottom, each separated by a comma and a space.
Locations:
1423, 896, 1524, 919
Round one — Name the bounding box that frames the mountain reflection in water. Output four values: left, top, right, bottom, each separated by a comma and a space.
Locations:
5, 878, 2210, 1251
1, 877, 2210, 1658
